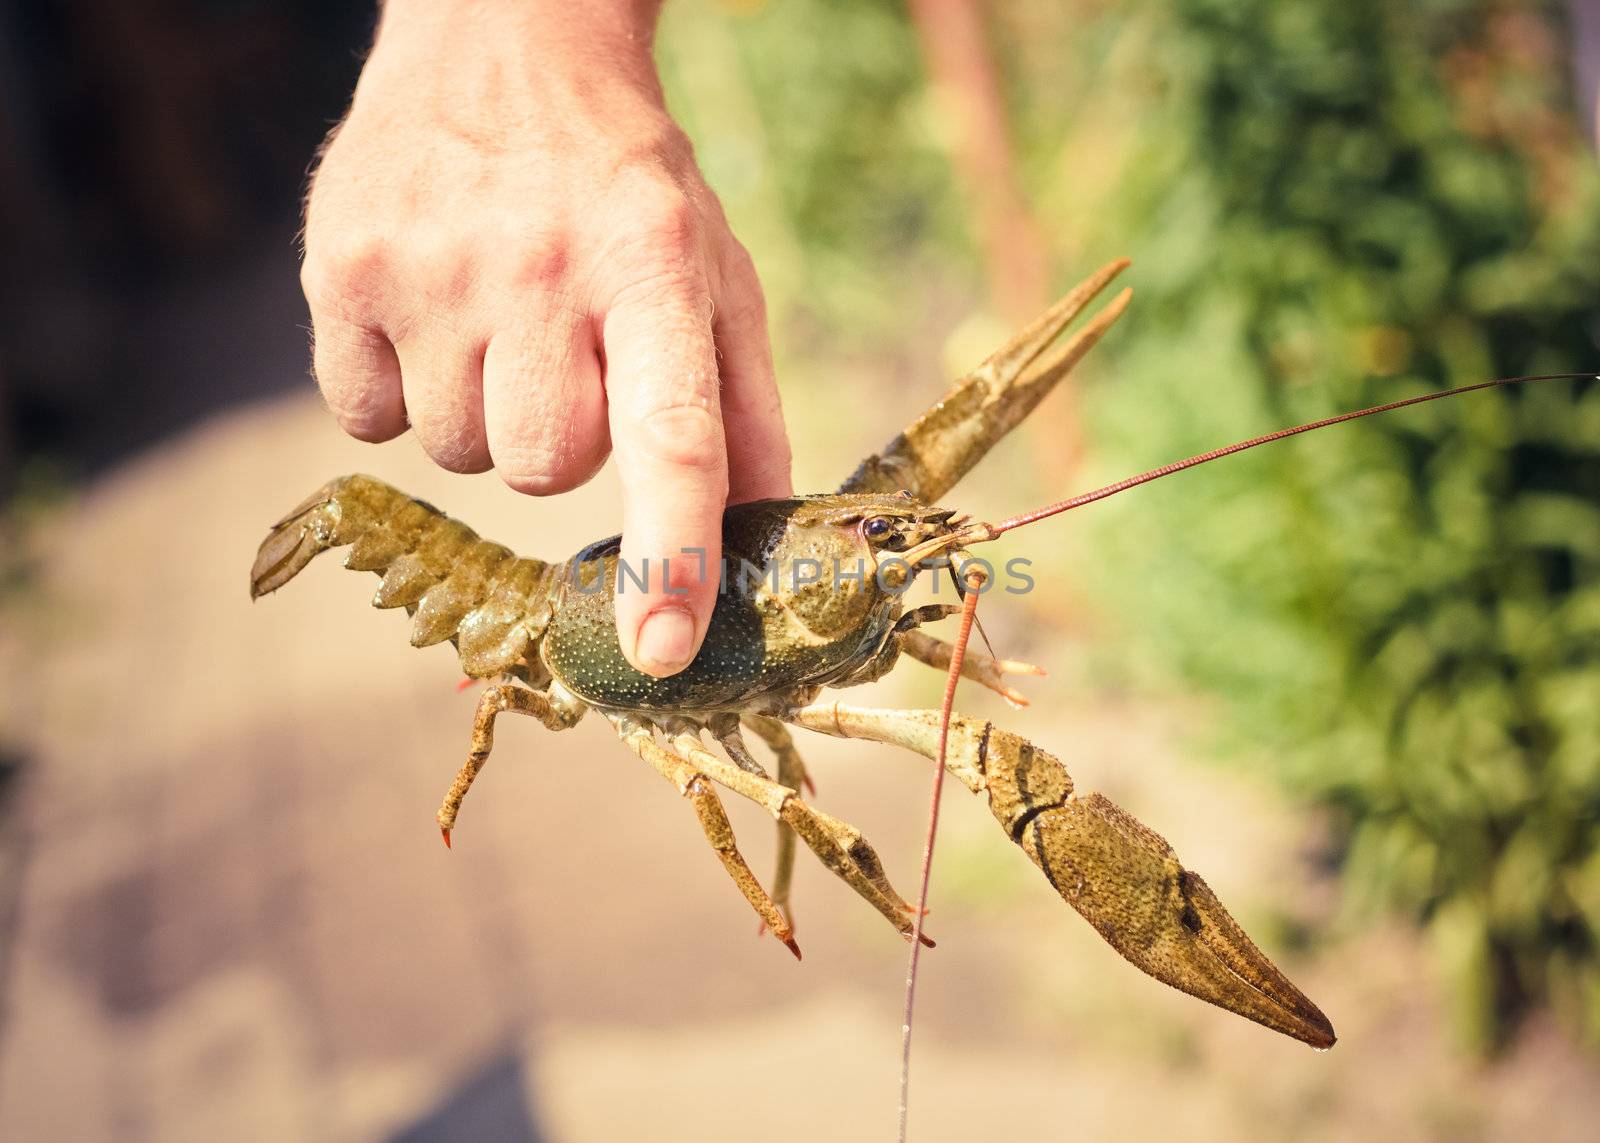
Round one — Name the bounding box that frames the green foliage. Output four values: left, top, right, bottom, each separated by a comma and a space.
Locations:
1083, 0, 1600, 1050
657, 0, 977, 345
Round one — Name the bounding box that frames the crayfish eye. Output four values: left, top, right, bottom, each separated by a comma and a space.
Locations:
863, 516, 892, 539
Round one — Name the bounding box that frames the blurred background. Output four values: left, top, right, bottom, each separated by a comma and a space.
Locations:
2, 0, 1599, 1139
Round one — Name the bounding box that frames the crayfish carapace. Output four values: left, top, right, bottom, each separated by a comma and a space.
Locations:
251, 256, 1589, 1054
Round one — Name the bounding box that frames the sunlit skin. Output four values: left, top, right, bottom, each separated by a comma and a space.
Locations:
301, 0, 789, 681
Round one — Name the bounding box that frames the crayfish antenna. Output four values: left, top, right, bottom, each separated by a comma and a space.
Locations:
898, 563, 986, 1143
986, 373, 1599, 536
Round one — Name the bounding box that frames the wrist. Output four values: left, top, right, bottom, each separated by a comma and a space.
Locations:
376, 0, 663, 85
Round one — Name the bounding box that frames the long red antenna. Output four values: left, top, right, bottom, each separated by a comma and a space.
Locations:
986, 373, 1595, 536
898, 563, 985, 1143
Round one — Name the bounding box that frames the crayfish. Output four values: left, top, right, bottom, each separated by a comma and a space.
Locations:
252, 258, 1588, 1091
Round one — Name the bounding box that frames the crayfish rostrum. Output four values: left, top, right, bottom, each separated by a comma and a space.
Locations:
265, 257, 1512, 1053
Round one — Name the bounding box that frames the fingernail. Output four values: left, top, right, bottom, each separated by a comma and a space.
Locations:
637, 606, 698, 676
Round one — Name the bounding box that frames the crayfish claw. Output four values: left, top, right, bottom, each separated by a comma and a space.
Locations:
1168, 863, 1336, 1048
439, 827, 453, 850
839, 259, 1132, 502
1010, 786, 1335, 1048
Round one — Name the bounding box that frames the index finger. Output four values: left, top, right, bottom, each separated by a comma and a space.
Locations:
603, 277, 728, 678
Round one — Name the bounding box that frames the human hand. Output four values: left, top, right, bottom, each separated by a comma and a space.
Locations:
301, 0, 790, 677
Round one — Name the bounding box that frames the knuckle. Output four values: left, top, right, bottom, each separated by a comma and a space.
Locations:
424, 434, 493, 475
602, 187, 717, 315
722, 275, 768, 329
632, 403, 726, 475
508, 236, 573, 290
611, 264, 703, 320
720, 241, 767, 316
315, 365, 402, 442
499, 468, 564, 496
302, 235, 393, 316
626, 183, 703, 258
641, 198, 698, 248
439, 451, 494, 476
724, 237, 759, 281
492, 441, 598, 496
334, 406, 402, 444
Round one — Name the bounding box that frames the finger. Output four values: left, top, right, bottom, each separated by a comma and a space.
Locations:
301, 229, 409, 441
394, 334, 493, 473
603, 277, 727, 678
308, 315, 407, 443
713, 244, 792, 503
483, 316, 609, 495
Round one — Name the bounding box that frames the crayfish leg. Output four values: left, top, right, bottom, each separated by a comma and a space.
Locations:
612, 717, 800, 959
436, 681, 586, 846
731, 715, 818, 925
659, 723, 931, 949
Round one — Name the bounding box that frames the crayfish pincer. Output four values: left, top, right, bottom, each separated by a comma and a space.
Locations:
254, 260, 1346, 1049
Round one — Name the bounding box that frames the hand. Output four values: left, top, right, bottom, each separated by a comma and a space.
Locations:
301, 0, 791, 677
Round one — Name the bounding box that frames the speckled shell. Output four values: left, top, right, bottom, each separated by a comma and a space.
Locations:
541, 496, 907, 711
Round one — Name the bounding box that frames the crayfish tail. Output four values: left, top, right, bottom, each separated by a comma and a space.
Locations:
250, 475, 560, 679
250, 510, 318, 599
982, 730, 1335, 1048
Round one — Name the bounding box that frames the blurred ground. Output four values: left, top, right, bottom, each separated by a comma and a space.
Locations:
1, 393, 1598, 1141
